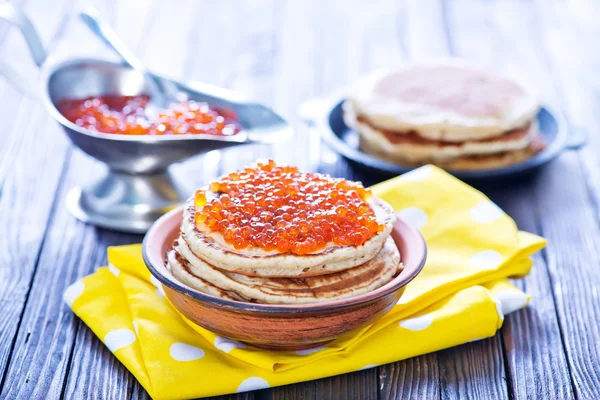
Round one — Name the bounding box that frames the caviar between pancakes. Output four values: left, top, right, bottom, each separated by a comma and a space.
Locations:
58, 95, 241, 136
194, 160, 384, 255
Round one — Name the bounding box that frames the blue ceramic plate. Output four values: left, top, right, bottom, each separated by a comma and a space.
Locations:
311, 98, 584, 179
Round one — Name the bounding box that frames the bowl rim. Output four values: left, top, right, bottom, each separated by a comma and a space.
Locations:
142, 206, 427, 313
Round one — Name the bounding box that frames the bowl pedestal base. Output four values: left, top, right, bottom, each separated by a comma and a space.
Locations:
66, 168, 191, 234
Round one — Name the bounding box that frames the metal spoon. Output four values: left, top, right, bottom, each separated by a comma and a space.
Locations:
79, 8, 177, 114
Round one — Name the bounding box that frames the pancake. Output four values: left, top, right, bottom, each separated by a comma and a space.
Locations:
345, 100, 539, 163
168, 236, 401, 304
346, 60, 540, 142
439, 134, 546, 170
168, 250, 250, 301
360, 132, 546, 171
181, 195, 396, 277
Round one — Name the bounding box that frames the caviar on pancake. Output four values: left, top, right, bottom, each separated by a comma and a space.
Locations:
194, 160, 385, 255
58, 95, 241, 136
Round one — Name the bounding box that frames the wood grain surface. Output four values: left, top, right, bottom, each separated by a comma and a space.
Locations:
0, 0, 598, 399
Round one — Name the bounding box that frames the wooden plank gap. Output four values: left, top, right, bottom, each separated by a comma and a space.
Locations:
498, 331, 516, 400
376, 366, 382, 400
132, 0, 160, 55
439, 0, 456, 56
58, 317, 83, 400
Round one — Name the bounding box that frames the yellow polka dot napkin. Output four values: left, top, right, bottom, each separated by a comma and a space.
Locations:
64, 165, 545, 400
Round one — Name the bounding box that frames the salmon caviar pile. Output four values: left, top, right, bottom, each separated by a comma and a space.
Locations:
59, 95, 241, 136
194, 160, 384, 255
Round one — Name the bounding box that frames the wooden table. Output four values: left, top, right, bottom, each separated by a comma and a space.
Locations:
1, 0, 598, 398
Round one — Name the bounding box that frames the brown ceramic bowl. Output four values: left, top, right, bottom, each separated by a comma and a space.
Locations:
143, 207, 426, 350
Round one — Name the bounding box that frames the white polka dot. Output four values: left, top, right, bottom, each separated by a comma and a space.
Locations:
108, 264, 120, 277
359, 364, 378, 370
104, 329, 136, 352
214, 336, 246, 353
399, 314, 434, 331
150, 275, 166, 298
132, 321, 139, 335
401, 166, 431, 182
495, 299, 505, 321
470, 201, 504, 223
397, 207, 428, 230
469, 250, 503, 269
169, 342, 205, 361
63, 280, 84, 307
494, 290, 529, 314
236, 377, 270, 393
295, 345, 326, 355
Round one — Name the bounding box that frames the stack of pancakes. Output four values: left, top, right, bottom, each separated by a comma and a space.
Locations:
168, 195, 401, 304
343, 61, 546, 170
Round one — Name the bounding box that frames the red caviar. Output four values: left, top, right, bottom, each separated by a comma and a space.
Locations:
58, 95, 241, 136
194, 160, 384, 255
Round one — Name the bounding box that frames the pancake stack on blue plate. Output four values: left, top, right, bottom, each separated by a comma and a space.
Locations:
343, 60, 546, 172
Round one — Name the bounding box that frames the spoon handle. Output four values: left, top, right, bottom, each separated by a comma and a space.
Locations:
79, 9, 168, 107
0, 3, 46, 97
0, 2, 47, 66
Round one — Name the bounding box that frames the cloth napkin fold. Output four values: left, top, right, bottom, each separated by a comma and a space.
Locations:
64, 165, 546, 400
